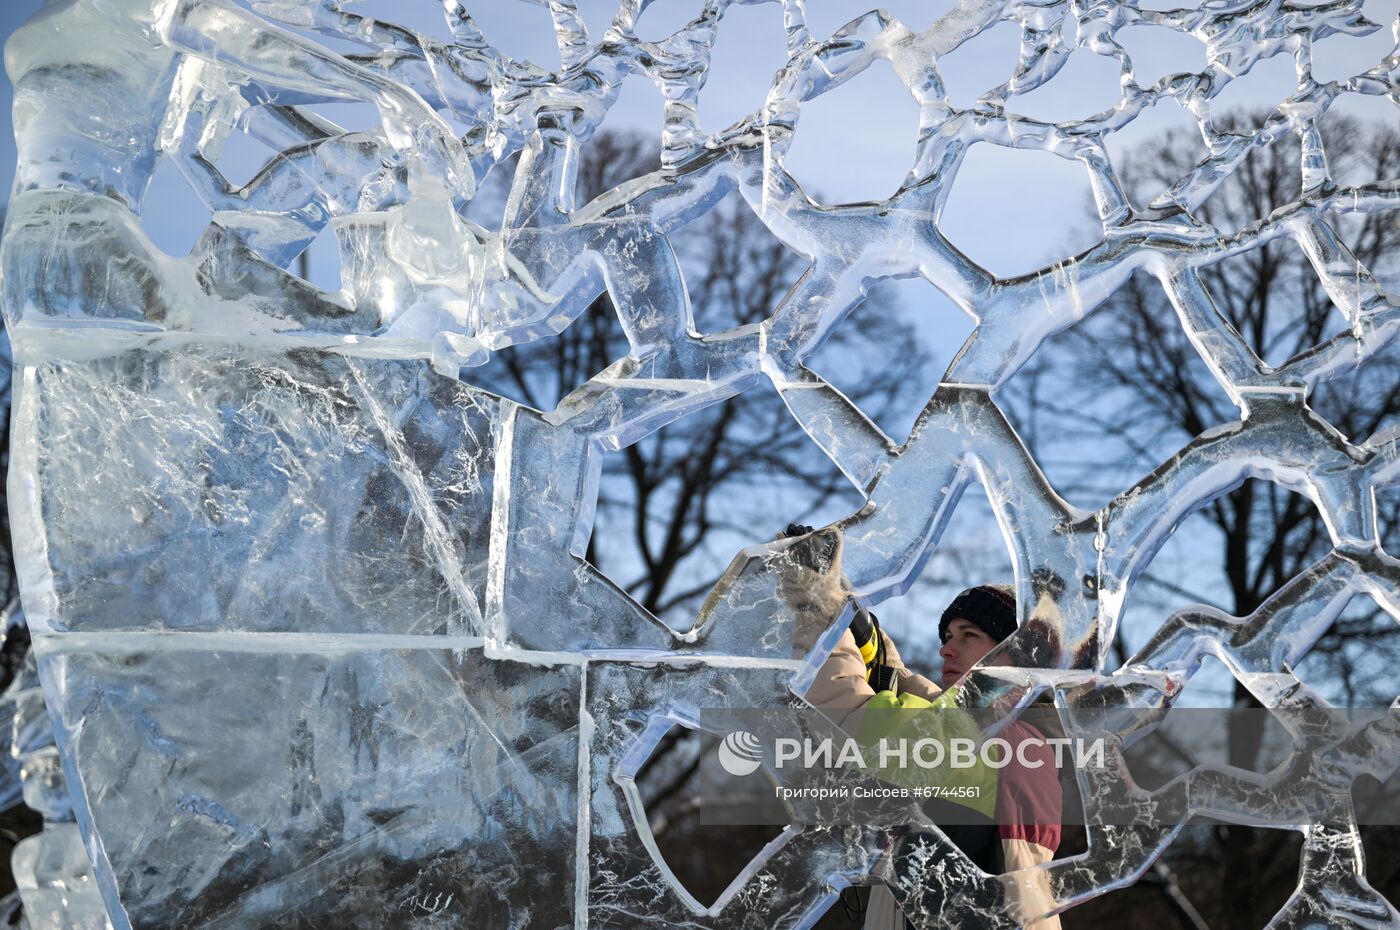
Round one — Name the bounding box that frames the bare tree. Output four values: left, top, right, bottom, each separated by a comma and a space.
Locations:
1000, 113, 1400, 929
1012, 112, 1400, 695
475, 132, 932, 622
470, 133, 934, 906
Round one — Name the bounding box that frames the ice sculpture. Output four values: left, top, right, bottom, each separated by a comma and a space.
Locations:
12, 823, 113, 930
2, 0, 1398, 927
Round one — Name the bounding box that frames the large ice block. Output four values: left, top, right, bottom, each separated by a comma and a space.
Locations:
2, 0, 1399, 927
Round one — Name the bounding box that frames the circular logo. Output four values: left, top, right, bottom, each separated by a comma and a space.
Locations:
717, 730, 763, 777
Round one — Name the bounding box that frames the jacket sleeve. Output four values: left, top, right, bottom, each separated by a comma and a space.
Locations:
803, 629, 876, 732
804, 627, 943, 731
997, 723, 1063, 929
1000, 838, 1062, 930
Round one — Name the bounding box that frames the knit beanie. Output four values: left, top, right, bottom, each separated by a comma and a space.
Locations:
938, 583, 1017, 644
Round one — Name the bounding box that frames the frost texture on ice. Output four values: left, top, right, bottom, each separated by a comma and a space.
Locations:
2, 0, 1400, 927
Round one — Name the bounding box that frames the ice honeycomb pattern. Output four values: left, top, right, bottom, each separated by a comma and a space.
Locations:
2, 0, 1399, 927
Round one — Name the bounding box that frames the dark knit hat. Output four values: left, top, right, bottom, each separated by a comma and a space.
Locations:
938, 584, 1017, 644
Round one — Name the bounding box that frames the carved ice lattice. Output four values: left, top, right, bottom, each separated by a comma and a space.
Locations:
2, 0, 1400, 927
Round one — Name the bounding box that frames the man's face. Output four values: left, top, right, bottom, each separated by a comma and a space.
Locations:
939, 618, 1000, 686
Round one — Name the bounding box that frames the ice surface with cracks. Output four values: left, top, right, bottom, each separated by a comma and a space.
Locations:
2, 0, 1400, 927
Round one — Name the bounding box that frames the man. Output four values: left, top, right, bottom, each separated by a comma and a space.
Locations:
783, 529, 1061, 929
934, 584, 1062, 928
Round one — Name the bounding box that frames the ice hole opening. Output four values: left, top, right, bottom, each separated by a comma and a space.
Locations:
1293, 592, 1400, 708
1186, 115, 1304, 233
1196, 237, 1352, 370
292, 222, 344, 295
633, 0, 702, 42
1102, 98, 1210, 214
938, 141, 1100, 279
1310, 10, 1398, 85
142, 156, 214, 259
855, 472, 1018, 689
1115, 480, 1330, 685
935, 19, 1021, 110
1065, 818, 1301, 929
473, 311, 862, 633
1121, 689, 1296, 794
994, 268, 1227, 514
695, 1, 787, 134
464, 150, 521, 231
784, 56, 920, 207
803, 277, 958, 447
1180, 820, 1302, 922
1007, 47, 1126, 124
1207, 53, 1301, 128
633, 724, 787, 910
1319, 95, 1400, 191
209, 126, 283, 191
298, 101, 382, 135
1115, 24, 1208, 88
584, 77, 664, 188
667, 187, 804, 335
587, 384, 865, 631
